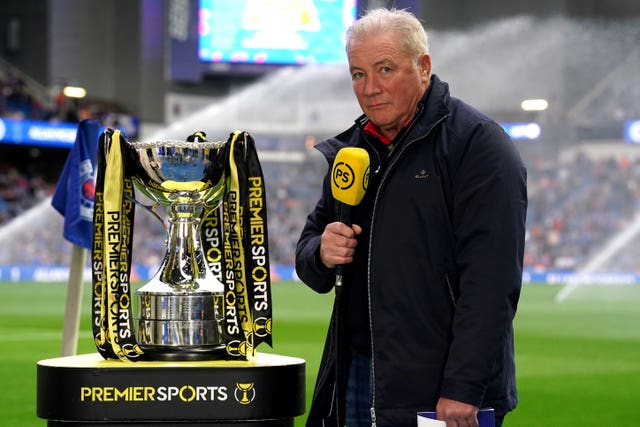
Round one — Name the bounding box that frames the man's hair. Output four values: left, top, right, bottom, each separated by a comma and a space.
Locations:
346, 8, 429, 60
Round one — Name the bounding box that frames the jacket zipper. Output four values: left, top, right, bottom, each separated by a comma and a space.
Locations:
366, 113, 448, 426
445, 273, 457, 306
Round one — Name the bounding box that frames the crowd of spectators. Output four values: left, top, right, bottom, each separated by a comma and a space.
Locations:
1, 141, 640, 275
1, 74, 81, 123
0, 159, 56, 227
525, 152, 640, 272
1, 72, 138, 137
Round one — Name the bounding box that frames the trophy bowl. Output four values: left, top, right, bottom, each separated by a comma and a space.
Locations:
128, 138, 227, 361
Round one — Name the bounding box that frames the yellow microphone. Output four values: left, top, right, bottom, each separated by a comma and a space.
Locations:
330, 147, 370, 290
331, 147, 370, 226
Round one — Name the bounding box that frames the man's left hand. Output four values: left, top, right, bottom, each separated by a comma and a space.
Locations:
435, 397, 479, 427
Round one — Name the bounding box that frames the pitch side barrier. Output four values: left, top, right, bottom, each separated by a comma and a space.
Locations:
523, 271, 640, 285
1, 265, 640, 285
0, 264, 297, 283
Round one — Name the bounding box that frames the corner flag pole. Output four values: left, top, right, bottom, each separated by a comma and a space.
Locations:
51, 119, 102, 356
60, 244, 87, 356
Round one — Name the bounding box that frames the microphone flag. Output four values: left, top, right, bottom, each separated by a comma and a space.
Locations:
52, 119, 102, 249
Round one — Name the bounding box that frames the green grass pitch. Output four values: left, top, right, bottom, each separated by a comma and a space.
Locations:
1, 281, 639, 426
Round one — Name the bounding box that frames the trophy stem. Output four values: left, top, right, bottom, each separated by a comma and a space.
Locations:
161, 199, 206, 289
135, 197, 225, 360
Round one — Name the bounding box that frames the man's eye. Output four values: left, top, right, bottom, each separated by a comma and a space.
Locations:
352, 72, 364, 79
380, 67, 391, 73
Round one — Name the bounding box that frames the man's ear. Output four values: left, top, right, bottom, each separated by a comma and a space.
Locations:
419, 53, 432, 80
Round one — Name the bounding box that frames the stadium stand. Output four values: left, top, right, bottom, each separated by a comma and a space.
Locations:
0, 59, 139, 138
525, 152, 640, 272
0, 162, 53, 227
568, 47, 640, 140
1, 14, 639, 280
1, 135, 639, 276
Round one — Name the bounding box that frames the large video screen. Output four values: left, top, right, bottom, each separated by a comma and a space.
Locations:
198, 0, 357, 66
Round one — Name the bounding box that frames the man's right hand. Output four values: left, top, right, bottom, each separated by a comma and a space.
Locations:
319, 222, 362, 268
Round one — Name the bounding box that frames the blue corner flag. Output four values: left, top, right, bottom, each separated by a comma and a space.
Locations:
52, 119, 102, 249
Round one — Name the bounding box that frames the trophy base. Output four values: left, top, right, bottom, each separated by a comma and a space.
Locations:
136, 284, 226, 361
138, 343, 227, 361
136, 316, 226, 361
38, 353, 306, 425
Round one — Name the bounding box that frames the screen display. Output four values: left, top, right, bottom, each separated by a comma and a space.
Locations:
198, 0, 357, 65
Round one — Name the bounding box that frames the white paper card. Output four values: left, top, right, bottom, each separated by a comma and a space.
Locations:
417, 414, 446, 427
418, 408, 495, 427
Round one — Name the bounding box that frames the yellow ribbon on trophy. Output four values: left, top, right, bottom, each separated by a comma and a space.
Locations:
222, 131, 254, 359
206, 130, 273, 360
92, 129, 143, 361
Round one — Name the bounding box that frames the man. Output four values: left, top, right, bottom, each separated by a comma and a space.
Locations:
295, 8, 527, 427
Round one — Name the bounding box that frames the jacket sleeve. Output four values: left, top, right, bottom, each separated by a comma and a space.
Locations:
439, 120, 528, 407
295, 169, 338, 294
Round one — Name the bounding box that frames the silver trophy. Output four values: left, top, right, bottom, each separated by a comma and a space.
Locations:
128, 138, 227, 361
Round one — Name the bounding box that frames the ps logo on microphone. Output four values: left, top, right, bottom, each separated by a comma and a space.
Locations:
333, 162, 355, 190
333, 163, 370, 191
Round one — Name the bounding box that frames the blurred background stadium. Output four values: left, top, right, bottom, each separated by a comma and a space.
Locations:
1, 0, 640, 425
1, 0, 640, 286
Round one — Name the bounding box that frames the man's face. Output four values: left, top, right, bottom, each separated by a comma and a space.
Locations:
348, 31, 431, 140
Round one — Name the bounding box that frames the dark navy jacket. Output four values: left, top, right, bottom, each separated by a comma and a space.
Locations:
295, 75, 528, 427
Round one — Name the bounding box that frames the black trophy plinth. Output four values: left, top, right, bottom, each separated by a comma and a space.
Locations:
37, 353, 305, 426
